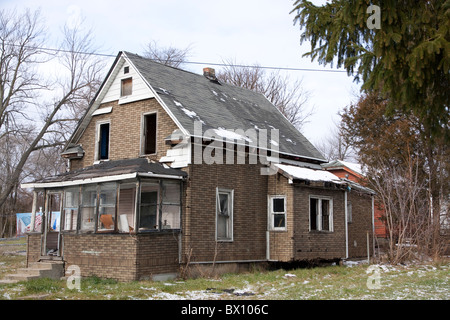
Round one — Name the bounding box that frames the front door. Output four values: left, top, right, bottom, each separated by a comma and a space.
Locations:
41, 192, 62, 257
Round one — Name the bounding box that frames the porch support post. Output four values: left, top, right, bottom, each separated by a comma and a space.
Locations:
134, 178, 141, 233
30, 190, 38, 232
41, 190, 49, 256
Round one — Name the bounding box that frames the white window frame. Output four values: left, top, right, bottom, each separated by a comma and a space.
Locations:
309, 196, 333, 232
94, 120, 111, 162
215, 188, 234, 242
268, 195, 287, 231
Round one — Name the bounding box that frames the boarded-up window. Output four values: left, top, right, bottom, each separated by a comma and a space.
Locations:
121, 78, 132, 96
143, 113, 157, 154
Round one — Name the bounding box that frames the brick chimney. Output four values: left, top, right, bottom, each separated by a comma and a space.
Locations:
203, 67, 218, 82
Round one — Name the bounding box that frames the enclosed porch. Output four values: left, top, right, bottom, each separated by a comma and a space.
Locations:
22, 158, 187, 281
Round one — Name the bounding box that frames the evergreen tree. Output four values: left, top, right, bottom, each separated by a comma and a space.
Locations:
291, 0, 449, 140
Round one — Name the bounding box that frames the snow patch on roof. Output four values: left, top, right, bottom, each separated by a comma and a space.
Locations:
275, 164, 342, 183
213, 127, 253, 142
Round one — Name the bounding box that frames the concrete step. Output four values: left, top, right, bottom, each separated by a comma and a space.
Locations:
0, 261, 64, 284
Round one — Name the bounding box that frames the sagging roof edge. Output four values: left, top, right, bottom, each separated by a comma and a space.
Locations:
21, 172, 186, 190
271, 163, 375, 195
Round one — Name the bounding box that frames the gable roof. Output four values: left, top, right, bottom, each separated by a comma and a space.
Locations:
66, 51, 326, 163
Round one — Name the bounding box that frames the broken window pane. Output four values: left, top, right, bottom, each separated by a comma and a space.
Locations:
98, 183, 117, 231
81, 185, 96, 232
310, 198, 318, 231
118, 183, 136, 233
98, 122, 110, 160
322, 199, 330, 231
143, 113, 157, 155
216, 189, 233, 241
139, 182, 159, 231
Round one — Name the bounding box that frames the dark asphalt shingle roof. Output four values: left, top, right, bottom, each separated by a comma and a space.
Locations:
33, 158, 187, 184
124, 52, 325, 161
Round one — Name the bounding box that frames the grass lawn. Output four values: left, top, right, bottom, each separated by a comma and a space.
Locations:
0, 237, 448, 300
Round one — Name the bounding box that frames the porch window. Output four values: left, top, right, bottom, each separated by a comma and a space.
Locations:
216, 188, 233, 241
80, 185, 97, 231
269, 195, 286, 231
161, 180, 181, 229
139, 182, 159, 231
138, 180, 181, 231
118, 183, 136, 233
97, 183, 117, 231
310, 196, 333, 232
63, 187, 79, 231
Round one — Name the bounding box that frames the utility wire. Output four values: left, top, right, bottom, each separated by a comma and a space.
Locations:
4, 42, 348, 74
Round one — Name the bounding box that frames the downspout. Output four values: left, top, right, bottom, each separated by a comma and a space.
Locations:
371, 195, 375, 262
344, 189, 349, 259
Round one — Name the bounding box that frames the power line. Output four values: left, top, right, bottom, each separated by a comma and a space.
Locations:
4, 42, 348, 73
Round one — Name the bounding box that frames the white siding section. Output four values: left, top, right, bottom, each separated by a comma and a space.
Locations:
101, 59, 154, 104
160, 143, 191, 168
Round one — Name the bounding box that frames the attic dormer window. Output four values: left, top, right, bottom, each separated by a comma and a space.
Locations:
121, 78, 132, 96
124, 66, 129, 74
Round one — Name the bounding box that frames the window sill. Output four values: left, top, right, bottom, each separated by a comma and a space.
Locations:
309, 230, 334, 234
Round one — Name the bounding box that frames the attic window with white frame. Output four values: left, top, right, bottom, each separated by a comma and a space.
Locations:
216, 188, 233, 241
310, 196, 333, 232
121, 78, 132, 96
269, 195, 286, 231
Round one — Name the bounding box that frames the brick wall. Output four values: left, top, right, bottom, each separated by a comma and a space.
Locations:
267, 173, 294, 261
70, 98, 178, 170
292, 185, 347, 261
182, 155, 268, 265
347, 192, 374, 258
26, 233, 41, 266
61, 232, 181, 281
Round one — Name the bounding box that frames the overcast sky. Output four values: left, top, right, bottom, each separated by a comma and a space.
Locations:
2, 0, 361, 146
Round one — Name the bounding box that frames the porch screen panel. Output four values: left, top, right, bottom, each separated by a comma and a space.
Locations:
118, 183, 136, 233
98, 183, 117, 231
161, 181, 181, 229
139, 182, 159, 231
63, 187, 79, 231
81, 185, 96, 231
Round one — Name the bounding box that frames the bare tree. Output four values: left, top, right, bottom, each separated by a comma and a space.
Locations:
368, 155, 436, 263
143, 40, 192, 68
314, 120, 356, 162
0, 9, 104, 216
216, 59, 314, 131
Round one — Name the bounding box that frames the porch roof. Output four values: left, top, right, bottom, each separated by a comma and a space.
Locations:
21, 158, 187, 189
273, 163, 375, 194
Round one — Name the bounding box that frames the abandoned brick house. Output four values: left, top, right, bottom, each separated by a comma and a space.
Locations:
22, 51, 375, 281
